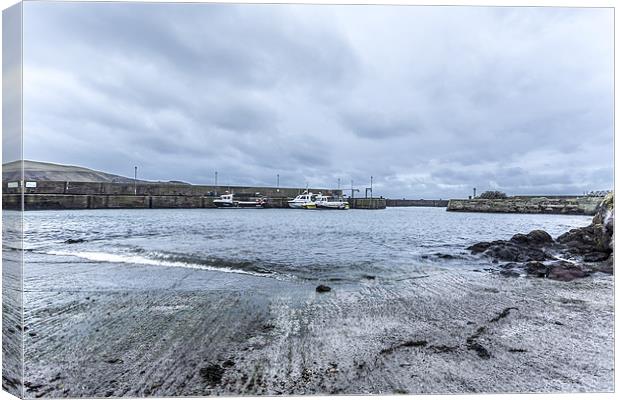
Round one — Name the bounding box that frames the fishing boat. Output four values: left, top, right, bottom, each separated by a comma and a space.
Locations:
287, 192, 317, 209
213, 193, 266, 208
213, 193, 236, 207
315, 194, 350, 210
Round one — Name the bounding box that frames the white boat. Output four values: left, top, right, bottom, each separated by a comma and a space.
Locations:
287, 192, 317, 209
315, 194, 350, 210
213, 193, 236, 207
214, 193, 266, 208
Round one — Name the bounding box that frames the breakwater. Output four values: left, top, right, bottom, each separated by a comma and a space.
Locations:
2, 180, 387, 210
348, 198, 387, 209
3, 180, 338, 198
446, 196, 603, 215
386, 199, 448, 207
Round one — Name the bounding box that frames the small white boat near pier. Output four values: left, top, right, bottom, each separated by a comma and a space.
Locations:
287, 192, 317, 209
315, 194, 350, 210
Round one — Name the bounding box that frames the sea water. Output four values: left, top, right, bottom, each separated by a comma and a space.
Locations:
21, 207, 591, 284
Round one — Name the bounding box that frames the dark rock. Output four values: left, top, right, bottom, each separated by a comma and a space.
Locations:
508, 348, 527, 353
489, 307, 518, 323
466, 326, 491, 359
428, 344, 458, 353
64, 238, 86, 244
582, 252, 610, 262
486, 242, 550, 262
380, 346, 397, 354
511, 230, 553, 245
105, 358, 123, 364
315, 285, 332, 293
433, 253, 456, 259
200, 364, 225, 386
557, 224, 610, 255
499, 262, 522, 277
468, 233, 553, 262
381, 339, 427, 355
501, 262, 521, 269
525, 261, 549, 278
24, 381, 44, 391
467, 342, 491, 359
508, 230, 553, 246
556, 193, 613, 264
467, 194, 614, 280
509, 233, 529, 244
547, 262, 590, 282
499, 269, 520, 277
596, 260, 614, 274
402, 340, 427, 347
222, 360, 235, 368
467, 242, 491, 254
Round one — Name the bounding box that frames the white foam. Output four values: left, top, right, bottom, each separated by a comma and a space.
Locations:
45, 250, 274, 278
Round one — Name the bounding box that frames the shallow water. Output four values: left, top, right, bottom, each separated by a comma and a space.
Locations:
22, 207, 591, 283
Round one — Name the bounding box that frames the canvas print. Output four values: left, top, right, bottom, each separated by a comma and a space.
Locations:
2, 1, 614, 398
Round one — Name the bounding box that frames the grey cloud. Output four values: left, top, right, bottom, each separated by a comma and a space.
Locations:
18, 3, 613, 198
341, 110, 421, 139
2, 3, 22, 163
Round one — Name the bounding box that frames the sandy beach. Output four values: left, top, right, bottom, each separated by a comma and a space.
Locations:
17, 254, 613, 397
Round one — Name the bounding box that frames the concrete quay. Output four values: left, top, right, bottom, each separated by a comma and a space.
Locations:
386, 199, 448, 207
2, 181, 391, 210
446, 196, 603, 216
3, 180, 339, 198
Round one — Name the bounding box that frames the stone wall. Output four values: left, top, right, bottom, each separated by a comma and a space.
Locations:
3, 194, 298, 210
2, 180, 341, 198
446, 196, 602, 215
3, 194, 345, 211
1, 181, 344, 210
386, 199, 448, 207
348, 198, 387, 209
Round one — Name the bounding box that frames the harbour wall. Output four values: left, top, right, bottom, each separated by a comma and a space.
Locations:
386, 199, 448, 207
2, 180, 340, 198
348, 198, 387, 210
3, 194, 386, 210
446, 196, 603, 216
2, 181, 391, 210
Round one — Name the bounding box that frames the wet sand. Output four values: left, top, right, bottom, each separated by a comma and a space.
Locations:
16, 253, 614, 397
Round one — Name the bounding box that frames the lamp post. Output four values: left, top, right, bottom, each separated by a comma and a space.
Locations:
473, 187, 477, 198
215, 171, 218, 187
134, 166, 137, 196
370, 176, 373, 200
277, 174, 280, 192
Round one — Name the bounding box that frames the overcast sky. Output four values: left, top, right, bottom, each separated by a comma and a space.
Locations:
20, 2, 613, 198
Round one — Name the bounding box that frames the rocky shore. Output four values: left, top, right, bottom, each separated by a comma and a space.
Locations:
447, 196, 602, 215
467, 192, 614, 281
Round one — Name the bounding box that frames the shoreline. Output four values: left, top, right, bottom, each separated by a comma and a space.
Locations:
17, 256, 614, 397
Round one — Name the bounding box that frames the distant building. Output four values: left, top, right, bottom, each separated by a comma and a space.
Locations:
586, 190, 612, 197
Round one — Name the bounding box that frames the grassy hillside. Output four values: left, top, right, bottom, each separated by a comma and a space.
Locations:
2, 160, 142, 183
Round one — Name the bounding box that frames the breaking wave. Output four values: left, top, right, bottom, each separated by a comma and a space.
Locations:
45, 250, 281, 279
